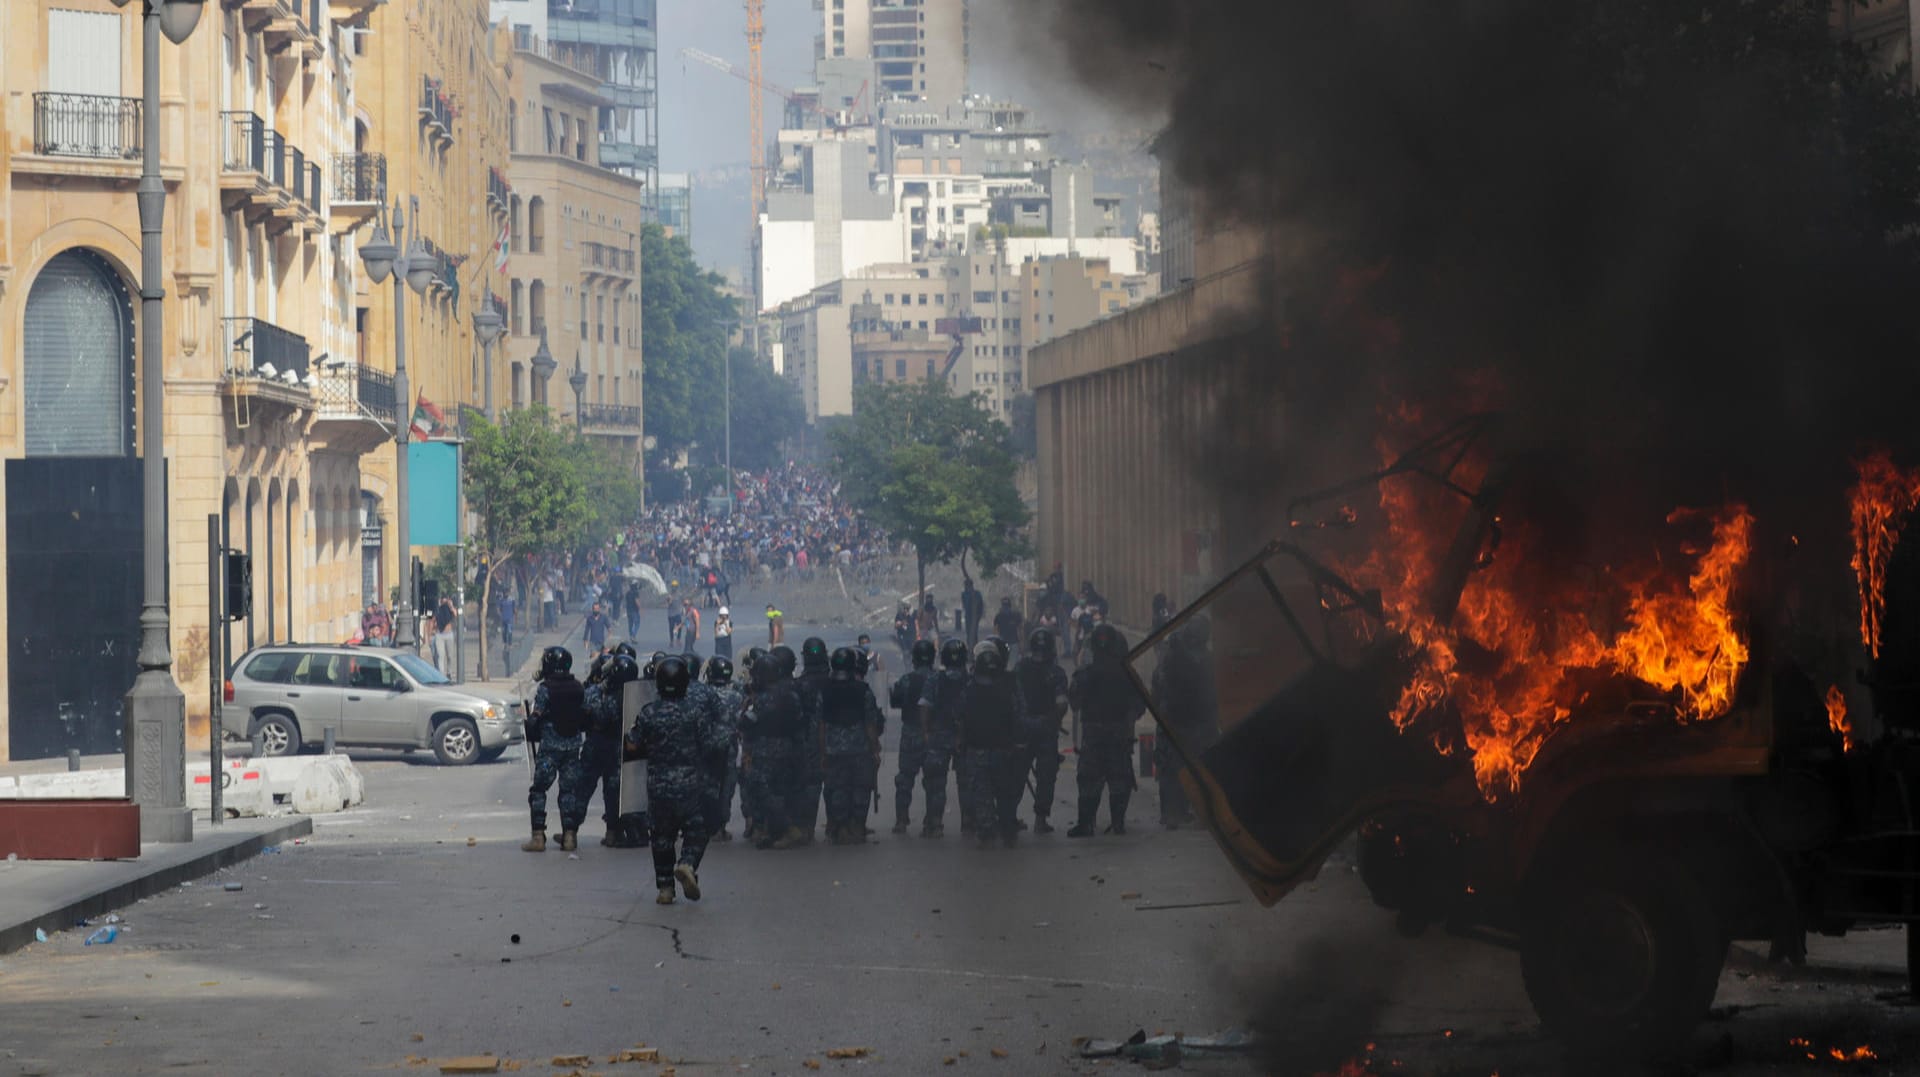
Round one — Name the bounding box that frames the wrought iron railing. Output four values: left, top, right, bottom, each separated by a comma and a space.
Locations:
334, 153, 386, 204
420, 76, 454, 136
32, 93, 141, 160
222, 111, 266, 173
357, 365, 397, 423
580, 403, 642, 429
224, 316, 311, 383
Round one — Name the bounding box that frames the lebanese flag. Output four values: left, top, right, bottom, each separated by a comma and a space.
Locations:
493, 216, 510, 274
411, 395, 446, 441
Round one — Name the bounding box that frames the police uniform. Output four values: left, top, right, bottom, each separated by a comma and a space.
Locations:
707, 683, 745, 838
527, 675, 589, 843
794, 665, 831, 839
1068, 654, 1145, 835
819, 674, 883, 843
742, 677, 807, 847
889, 664, 934, 831
1151, 624, 1218, 827
915, 668, 969, 836
957, 669, 1029, 845
581, 682, 627, 844
631, 686, 731, 900
1013, 656, 1069, 831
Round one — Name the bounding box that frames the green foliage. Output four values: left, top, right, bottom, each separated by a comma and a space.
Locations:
826, 380, 1030, 581
725, 347, 807, 472
464, 407, 591, 569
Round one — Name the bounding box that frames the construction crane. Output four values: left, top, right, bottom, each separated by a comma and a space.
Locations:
745, 0, 766, 240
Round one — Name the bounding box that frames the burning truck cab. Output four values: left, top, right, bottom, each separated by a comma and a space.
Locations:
1135, 416, 1920, 1058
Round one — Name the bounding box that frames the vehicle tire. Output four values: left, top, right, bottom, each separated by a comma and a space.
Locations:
476, 745, 508, 764
252, 713, 300, 758
1520, 851, 1725, 1060
433, 717, 481, 766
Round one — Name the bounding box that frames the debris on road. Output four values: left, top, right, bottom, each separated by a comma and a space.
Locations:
1119, 891, 1142, 900
223, 882, 244, 892
83, 925, 119, 945
549, 1055, 591, 1067
613, 1047, 658, 1063
1132, 899, 1243, 912
33, 928, 46, 943
824, 1047, 871, 1059
437, 1057, 502, 1074
1077, 1028, 1254, 1063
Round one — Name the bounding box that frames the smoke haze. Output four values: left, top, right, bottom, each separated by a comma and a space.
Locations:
1035, 0, 1920, 570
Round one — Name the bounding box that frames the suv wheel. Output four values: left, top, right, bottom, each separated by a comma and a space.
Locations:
253, 714, 299, 757
433, 717, 481, 766
1520, 851, 1725, 1060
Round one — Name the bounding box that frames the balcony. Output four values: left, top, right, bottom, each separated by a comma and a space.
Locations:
581, 241, 634, 280
327, 0, 385, 29
330, 152, 384, 233
220, 112, 321, 233
312, 362, 398, 455
221, 316, 314, 416
579, 403, 642, 433
32, 93, 140, 161
487, 167, 512, 215
416, 237, 459, 299
235, 0, 320, 62
420, 77, 455, 146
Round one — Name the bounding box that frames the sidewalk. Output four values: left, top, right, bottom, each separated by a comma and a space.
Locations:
0, 813, 311, 955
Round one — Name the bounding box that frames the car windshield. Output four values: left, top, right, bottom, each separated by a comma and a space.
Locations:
392, 652, 451, 685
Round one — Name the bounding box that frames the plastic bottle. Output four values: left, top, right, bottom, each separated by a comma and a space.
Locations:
83, 925, 118, 946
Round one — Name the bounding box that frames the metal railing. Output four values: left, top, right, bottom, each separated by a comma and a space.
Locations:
32, 93, 141, 160
319, 363, 397, 424
420, 76, 454, 135
224, 316, 311, 383
334, 153, 386, 204
579, 403, 642, 429
222, 111, 266, 173
488, 167, 512, 209
583, 242, 636, 274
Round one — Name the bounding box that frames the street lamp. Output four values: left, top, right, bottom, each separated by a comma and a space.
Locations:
569, 354, 588, 428
109, 0, 206, 843
530, 328, 556, 404
473, 293, 504, 422
358, 196, 438, 650
712, 317, 735, 516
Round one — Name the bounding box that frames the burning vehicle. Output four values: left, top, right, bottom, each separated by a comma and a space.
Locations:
1136, 413, 1920, 1058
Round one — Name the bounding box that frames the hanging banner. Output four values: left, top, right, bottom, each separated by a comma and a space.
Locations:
407, 441, 461, 547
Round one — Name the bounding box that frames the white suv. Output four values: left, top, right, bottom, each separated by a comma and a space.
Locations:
221, 644, 523, 765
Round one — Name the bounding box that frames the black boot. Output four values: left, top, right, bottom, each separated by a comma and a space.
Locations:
1066, 797, 1099, 838
1106, 790, 1131, 835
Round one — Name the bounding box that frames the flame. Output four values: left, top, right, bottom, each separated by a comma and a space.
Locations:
1830, 1045, 1877, 1062
1850, 451, 1920, 658
1344, 428, 1754, 798
1825, 685, 1854, 753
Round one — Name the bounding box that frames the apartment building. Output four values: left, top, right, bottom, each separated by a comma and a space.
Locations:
0, 0, 387, 761
819, 0, 968, 106
499, 25, 646, 447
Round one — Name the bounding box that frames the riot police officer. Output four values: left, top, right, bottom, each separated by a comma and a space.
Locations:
583, 652, 643, 847
524, 646, 589, 853
956, 642, 1029, 847
704, 656, 743, 841
914, 639, 972, 838
737, 646, 770, 840
742, 650, 808, 849
1068, 624, 1145, 837
890, 639, 938, 833
793, 637, 832, 843
819, 647, 884, 844
1014, 628, 1070, 833
627, 656, 731, 905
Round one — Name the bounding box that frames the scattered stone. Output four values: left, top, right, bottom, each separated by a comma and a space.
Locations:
613, 1048, 658, 1063
825, 1047, 872, 1059
440, 1057, 503, 1073
413, 1034, 426, 1043
550, 1055, 591, 1067
467, 838, 478, 847
1119, 892, 1141, 901
803, 1061, 821, 1071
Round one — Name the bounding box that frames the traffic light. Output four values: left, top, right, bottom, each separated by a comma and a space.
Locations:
411, 556, 425, 612
421, 577, 440, 612
224, 551, 252, 623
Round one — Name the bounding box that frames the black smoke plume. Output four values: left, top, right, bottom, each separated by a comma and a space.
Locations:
1047, 0, 1920, 571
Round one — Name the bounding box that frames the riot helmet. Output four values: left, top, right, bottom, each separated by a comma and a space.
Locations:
939, 639, 970, 670
612, 641, 638, 660
829, 646, 858, 679
602, 654, 641, 691
1088, 623, 1128, 661
910, 639, 937, 668
656, 656, 692, 701
800, 637, 829, 672
854, 649, 872, 678
682, 652, 704, 680
972, 642, 1007, 677
540, 646, 574, 678
745, 646, 770, 671
984, 635, 1012, 665
771, 645, 799, 677
705, 656, 734, 686
752, 653, 783, 687
1027, 628, 1057, 662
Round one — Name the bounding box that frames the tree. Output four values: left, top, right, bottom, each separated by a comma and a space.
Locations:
640, 223, 734, 464
464, 407, 591, 677
826, 380, 1030, 600
724, 346, 806, 473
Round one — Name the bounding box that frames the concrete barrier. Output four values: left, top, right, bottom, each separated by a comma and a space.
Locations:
0, 777, 18, 799
12, 771, 123, 800
185, 760, 273, 817
289, 759, 352, 815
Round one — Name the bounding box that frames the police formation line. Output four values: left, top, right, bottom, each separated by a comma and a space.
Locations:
517, 623, 1152, 906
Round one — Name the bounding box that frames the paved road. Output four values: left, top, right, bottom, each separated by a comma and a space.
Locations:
6, 596, 1920, 1075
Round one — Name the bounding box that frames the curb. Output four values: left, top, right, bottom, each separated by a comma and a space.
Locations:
0, 815, 313, 956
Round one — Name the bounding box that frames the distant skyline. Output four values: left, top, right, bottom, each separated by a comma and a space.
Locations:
655, 0, 1157, 277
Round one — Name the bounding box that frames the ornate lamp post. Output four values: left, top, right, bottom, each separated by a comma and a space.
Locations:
530, 328, 557, 404
473, 294, 504, 422
110, 0, 206, 844
569, 354, 588, 429
358, 196, 439, 649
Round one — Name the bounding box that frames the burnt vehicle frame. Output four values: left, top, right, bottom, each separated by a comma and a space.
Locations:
1131, 415, 1920, 1055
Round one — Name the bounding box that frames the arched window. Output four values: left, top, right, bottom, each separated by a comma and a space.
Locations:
22, 249, 133, 457
528, 280, 546, 337
527, 196, 545, 253
510, 279, 524, 336
509, 195, 522, 252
